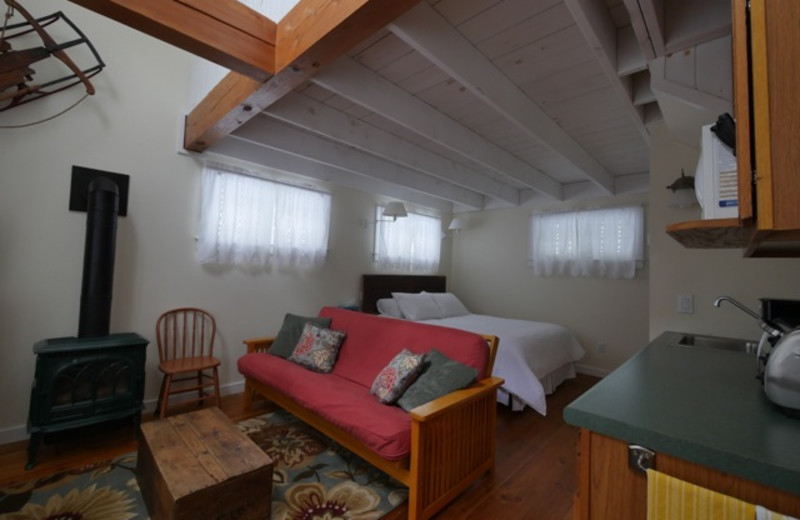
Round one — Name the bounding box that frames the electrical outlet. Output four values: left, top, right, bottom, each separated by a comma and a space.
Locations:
596, 342, 607, 354
678, 294, 694, 314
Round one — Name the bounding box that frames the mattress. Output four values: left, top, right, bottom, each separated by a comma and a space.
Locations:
416, 314, 585, 415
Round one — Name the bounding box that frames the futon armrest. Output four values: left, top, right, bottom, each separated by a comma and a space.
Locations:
243, 336, 275, 354
408, 376, 504, 422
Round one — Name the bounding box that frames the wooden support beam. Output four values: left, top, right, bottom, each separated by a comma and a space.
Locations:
313, 57, 563, 200
233, 116, 486, 209
210, 138, 454, 213
564, 0, 651, 146
266, 92, 520, 204
183, 0, 423, 152
68, 0, 276, 81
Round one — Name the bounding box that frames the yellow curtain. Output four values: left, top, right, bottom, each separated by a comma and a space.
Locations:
646, 469, 755, 520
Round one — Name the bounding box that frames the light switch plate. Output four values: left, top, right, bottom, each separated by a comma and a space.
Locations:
678, 294, 694, 314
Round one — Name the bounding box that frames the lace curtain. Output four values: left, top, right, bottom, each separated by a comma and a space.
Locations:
196, 164, 330, 268
374, 206, 441, 272
529, 206, 644, 279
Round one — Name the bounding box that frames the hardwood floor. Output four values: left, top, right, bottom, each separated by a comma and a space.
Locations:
0, 374, 598, 519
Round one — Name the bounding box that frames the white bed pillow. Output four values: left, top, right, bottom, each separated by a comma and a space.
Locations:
428, 292, 470, 318
391, 292, 443, 320
376, 298, 404, 318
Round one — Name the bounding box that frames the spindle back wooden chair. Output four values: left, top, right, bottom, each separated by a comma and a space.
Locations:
154, 307, 220, 418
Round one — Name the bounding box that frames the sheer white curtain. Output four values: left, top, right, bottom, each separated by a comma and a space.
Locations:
530, 206, 644, 279
272, 184, 330, 267
375, 206, 441, 272
196, 164, 330, 268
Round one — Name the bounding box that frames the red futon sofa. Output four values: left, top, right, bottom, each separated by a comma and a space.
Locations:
238, 306, 503, 520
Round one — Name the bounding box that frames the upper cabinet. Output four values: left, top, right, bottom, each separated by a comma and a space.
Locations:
667, 0, 800, 256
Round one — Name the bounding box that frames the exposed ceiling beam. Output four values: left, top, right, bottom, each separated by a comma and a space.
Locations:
266, 92, 520, 205
68, 0, 276, 81
621, 0, 659, 60
389, 2, 614, 195
230, 115, 486, 209
179, 0, 424, 152
208, 139, 454, 213
312, 56, 563, 201
563, 0, 651, 145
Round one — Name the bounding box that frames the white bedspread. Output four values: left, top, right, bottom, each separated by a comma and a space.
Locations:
417, 314, 585, 415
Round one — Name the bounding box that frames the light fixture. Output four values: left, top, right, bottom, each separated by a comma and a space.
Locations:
448, 217, 465, 233
377, 201, 408, 222
666, 169, 698, 209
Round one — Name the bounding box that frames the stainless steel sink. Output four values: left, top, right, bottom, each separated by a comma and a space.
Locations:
671, 333, 759, 355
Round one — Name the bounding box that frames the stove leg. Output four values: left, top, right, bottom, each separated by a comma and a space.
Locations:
26, 433, 42, 470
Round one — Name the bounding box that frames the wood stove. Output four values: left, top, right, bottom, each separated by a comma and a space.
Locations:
26, 170, 147, 469
27, 333, 147, 469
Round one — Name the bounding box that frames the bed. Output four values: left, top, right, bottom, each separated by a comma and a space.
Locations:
360, 275, 585, 415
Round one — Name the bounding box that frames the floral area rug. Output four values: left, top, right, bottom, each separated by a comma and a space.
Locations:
0, 410, 407, 520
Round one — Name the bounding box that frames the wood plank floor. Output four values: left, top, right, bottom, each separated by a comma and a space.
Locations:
0, 374, 598, 519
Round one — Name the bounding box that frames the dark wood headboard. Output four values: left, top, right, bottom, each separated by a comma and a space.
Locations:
361, 275, 446, 314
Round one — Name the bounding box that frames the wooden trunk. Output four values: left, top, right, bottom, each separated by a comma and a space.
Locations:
136, 407, 273, 520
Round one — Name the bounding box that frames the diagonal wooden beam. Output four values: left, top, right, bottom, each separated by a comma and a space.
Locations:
233, 115, 486, 209
312, 56, 563, 200
266, 92, 520, 204
563, 0, 651, 145
389, 2, 614, 194
68, 0, 276, 81
183, 0, 423, 153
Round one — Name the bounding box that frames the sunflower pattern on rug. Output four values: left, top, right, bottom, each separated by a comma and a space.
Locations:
0, 410, 407, 520
238, 410, 407, 520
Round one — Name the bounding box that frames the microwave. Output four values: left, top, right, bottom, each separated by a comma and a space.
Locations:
695, 124, 739, 219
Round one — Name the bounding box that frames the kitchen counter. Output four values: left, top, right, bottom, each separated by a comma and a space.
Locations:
564, 331, 800, 494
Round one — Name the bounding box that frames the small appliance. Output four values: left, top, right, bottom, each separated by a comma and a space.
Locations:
760, 298, 800, 417
695, 123, 738, 219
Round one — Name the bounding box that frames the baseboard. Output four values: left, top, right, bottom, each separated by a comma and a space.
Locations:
574, 363, 611, 378
0, 380, 246, 447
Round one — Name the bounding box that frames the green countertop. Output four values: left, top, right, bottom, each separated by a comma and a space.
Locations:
563, 331, 800, 495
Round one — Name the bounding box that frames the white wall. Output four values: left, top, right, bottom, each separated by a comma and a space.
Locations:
448, 195, 650, 376
0, 2, 450, 442
648, 123, 800, 340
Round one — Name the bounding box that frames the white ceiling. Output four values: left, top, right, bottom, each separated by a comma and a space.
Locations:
208, 0, 732, 214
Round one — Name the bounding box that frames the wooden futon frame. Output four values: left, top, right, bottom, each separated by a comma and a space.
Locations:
242, 335, 502, 520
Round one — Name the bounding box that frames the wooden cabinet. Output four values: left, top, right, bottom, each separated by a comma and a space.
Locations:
574, 429, 800, 520
666, 0, 800, 256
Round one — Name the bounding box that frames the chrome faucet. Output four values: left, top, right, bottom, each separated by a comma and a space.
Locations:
714, 296, 783, 338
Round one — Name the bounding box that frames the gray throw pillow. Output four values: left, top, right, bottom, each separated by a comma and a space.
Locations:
269, 313, 332, 359
397, 349, 479, 411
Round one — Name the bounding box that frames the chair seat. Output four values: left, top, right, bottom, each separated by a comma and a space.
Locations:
159, 356, 220, 375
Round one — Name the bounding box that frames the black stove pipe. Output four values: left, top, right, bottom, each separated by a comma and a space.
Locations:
78, 177, 119, 338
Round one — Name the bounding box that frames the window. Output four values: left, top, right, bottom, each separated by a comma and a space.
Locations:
374, 205, 441, 272
196, 163, 331, 268
529, 206, 644, 279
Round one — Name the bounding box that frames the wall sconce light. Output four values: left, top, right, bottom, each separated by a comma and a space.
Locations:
666, 169, 697, 209
448, 217, 465, 233
376, 201, 408, 222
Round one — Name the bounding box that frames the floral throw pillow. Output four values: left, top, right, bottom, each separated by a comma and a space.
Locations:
288, 323, 346, 373
370, 349, 425, 404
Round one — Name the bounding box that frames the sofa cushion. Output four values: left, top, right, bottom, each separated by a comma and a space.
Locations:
238, 353, 412, 460
318, 307, 489, 388
397, 349, 478, 411
288, 323, 346, 373
370, 349, 424, 404
270, 313, 333, 359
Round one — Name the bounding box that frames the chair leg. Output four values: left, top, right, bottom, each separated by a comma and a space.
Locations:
154, 374, 167, 417
197, 371, 204, 406
213, 366, 221, 408
159, 375, 173, 419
